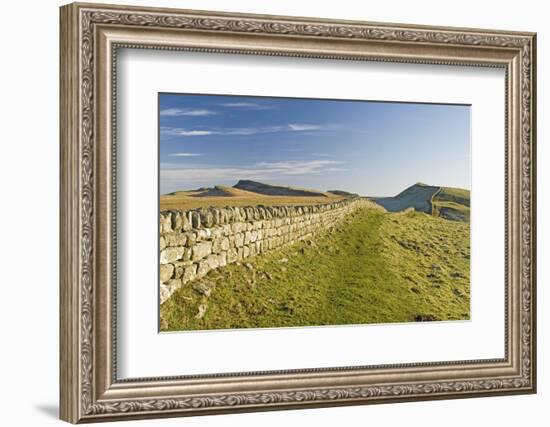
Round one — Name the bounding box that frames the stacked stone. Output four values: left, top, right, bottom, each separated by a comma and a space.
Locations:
159, 197, 369, 303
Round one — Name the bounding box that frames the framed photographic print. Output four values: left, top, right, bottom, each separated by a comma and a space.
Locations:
59, 2, 537, 423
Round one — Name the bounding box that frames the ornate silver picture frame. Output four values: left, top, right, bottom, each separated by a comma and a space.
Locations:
60, 2, 536, 423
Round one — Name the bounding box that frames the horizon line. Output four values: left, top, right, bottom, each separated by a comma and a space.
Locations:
160, 179, 471, 197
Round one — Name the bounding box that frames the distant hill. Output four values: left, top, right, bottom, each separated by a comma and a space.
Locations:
233, 180, 328, 197
327, 190, 358, 197
371, 183, 470, 222
160, 181, 346, 211
186, 185, 268, 198
190, 186, 233, 197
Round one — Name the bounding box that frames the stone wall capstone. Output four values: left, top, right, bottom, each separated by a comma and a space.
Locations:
159, 197, 371, 303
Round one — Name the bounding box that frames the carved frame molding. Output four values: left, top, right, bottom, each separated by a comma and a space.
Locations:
60, 2, 536, 423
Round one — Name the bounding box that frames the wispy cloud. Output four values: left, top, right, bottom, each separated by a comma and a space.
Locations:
256, 160, 342, 175
161, 123, 331, 137
220, 102, 272, 110
170, 152, 202, 157
160, 108, 216, 116
288, 123, 322, 131
161, 126, 282, 137
218, 127, 283, 136
161, 160, 345, 184
177, 130, 214, 136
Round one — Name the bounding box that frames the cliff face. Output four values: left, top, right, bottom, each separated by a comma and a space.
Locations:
371, 183, 441, 214
371, 183, 470, 222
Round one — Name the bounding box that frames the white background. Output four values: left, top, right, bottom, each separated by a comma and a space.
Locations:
118, 50, 505, 378
0, 0, 546, 426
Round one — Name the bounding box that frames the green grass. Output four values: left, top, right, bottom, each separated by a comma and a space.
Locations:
432, 200, 470, 221
435, 186, 470, 206
160, 207, 470, 331
432, 187, 471, 221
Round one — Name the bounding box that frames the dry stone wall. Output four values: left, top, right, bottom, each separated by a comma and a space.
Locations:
159, 197, 371, 303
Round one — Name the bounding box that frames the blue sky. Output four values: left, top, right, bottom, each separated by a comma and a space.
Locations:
159, 93, 470, 196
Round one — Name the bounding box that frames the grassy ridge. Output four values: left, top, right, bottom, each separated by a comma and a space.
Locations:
160, 185, 344, 211
432, 187, 470, 222
160, 207, 470, 331
435, 186, 470, 206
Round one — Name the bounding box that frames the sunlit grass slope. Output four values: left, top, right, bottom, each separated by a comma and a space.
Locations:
160, 185, 345, 211
161, 208, 470, 331
432, 186, 470, 222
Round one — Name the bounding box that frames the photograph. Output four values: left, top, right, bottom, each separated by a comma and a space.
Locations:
158, 93, 471, 332
57, 3, 536, 422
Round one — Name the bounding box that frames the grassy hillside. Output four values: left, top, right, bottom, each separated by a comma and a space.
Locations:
327, 190, 359, 197
160, 185, 344, 211
435, 186, 470, 206
432, 187, 470, 222
160, 207, 470, 331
